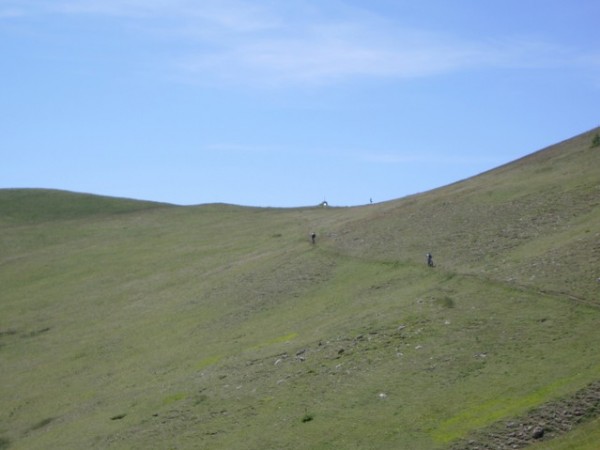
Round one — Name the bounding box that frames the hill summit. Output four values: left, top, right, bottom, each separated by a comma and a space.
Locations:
1, 127, 599, 450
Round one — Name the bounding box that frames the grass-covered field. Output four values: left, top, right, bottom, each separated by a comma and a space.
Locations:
1, 128, 599, 449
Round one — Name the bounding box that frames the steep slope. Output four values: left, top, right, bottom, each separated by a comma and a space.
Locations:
329, 127, 600, 303
1, 128, 599, 450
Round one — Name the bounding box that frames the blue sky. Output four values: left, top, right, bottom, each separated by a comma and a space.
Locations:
2, 0, 599, 207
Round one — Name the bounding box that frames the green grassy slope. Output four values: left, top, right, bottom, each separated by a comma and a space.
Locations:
330, 127, 600, 302
0, 189, 169, 224
1, 128, 599, 450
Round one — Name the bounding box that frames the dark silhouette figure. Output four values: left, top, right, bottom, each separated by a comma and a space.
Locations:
311, 232, 316, 244
427, 253, 434, 267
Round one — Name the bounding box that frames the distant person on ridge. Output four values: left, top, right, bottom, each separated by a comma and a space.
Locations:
427, 253, 434, 267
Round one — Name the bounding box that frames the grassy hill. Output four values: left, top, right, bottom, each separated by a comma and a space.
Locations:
1, 127, 599, 449
0, 189, 169, 224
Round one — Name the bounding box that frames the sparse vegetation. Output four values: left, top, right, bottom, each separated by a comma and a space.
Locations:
591, 132, 600, 148
302, 413, 315, 423
1, 127, 599, 449
435, 296, 455, 308
29, 418, 54, 431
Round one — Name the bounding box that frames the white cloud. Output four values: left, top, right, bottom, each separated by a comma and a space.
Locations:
0, 8, 25, 18
177, 20, 493, 86
52, 0, 281, 31
5, 0, 599, 87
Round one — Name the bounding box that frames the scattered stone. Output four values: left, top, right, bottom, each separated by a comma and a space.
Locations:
532, 426, 545, 439
295, 349, 307, 362
378, 393, 387, 399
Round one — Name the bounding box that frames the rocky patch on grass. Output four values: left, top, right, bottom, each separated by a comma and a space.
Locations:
447, 380, 600, 449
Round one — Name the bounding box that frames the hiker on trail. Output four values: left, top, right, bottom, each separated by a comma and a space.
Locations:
311, 232, 316, 244
427, 253, 434, 267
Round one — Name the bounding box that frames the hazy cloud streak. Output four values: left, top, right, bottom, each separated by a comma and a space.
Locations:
359, 152, 503, 166
4, 0, 598, 87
